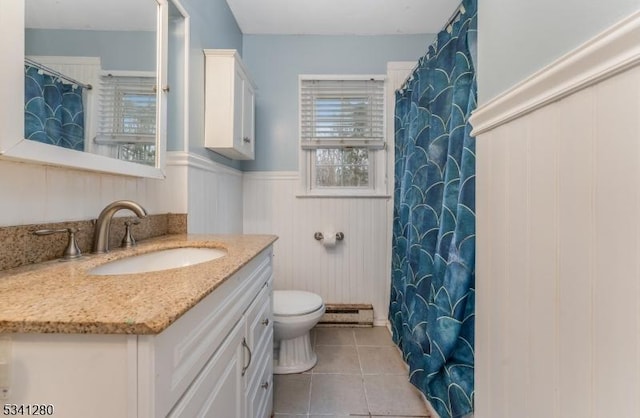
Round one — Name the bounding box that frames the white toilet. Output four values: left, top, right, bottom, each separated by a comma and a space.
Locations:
272, 290, 325, 374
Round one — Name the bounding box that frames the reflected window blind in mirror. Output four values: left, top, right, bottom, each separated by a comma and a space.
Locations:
96, 73, 156, 165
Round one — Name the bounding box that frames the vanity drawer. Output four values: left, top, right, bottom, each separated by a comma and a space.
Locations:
245, 281, 272, 356
246, 329, 274, 418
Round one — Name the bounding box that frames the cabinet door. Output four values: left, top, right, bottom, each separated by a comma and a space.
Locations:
241, 78, 255, 159
168, 319, 245, 418
233, 67, 244, 154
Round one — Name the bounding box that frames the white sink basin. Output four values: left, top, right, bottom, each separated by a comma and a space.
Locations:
89, 247, 227, 276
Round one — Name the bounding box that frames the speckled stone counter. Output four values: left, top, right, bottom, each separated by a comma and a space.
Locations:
0, 234, 277, 335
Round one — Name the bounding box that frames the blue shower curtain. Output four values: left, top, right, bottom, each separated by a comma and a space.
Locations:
24, 64, 85, 151
389, 1, 476, 417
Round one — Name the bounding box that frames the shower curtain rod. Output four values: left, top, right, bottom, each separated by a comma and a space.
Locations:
24, 58, 93, 90
398, 3, 466, 93
444, 3, 466, 34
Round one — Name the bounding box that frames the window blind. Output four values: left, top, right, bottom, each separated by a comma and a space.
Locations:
95, 74, 156, 144
300, 78, 385, 149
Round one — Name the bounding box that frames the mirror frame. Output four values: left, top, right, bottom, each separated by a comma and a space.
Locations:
0, 0, 168, 179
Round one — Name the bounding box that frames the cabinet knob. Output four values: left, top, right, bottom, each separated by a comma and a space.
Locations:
243, 137, 251, 143
261, 381, 269, 390
261, 318, 269, 327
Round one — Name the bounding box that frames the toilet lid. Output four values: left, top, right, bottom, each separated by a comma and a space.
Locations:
273, 290, 323, 316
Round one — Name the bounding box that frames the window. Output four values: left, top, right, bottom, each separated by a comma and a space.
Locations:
96, 73, 157, 165
299, 76, 386, 196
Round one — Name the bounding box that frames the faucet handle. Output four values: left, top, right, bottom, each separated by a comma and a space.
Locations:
121, 220, 140, 248
33, 228, 82, 260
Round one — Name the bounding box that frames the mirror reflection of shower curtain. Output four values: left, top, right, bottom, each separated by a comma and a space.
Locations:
24, 64, 85, 151
389, 0, 476, 417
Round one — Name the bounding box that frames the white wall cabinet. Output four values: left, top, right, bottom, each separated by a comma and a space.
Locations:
204, 49, 256, 160
7, 247, 274, 418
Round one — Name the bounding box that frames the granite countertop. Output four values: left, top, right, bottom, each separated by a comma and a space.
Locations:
0, 234, 277, 335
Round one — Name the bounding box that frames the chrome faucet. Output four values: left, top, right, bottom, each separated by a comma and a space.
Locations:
93, 200, 148, 254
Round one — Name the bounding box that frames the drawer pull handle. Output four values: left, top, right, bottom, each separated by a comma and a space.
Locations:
261, 318, 269, 326
261, 381, 269, 390
241, 338, 252, 376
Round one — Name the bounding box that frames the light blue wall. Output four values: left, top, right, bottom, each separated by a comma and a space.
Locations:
478, 0, 640, 103
25, 29, 155, 71
241, 34, 434, 172
178, 0, 243, 168
167, 4, 187, 152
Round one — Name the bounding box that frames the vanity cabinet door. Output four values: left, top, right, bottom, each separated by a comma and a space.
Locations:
167, 319, 246, 418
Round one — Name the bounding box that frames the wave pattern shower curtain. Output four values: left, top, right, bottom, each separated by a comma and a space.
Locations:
24, 64, 85, 151
389, 1, 476, 417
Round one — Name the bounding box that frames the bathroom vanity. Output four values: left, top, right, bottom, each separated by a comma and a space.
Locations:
0, 234, 277, 418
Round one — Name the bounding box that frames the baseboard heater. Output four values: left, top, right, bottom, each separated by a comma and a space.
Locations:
317, 303, 373, 327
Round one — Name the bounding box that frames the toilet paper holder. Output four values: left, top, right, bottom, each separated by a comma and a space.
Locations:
314, 232, 344, 241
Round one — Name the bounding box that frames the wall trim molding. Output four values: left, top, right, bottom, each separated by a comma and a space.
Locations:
166, 151, 242, 177
243, 171, 299, 181
470, 10, 640, 136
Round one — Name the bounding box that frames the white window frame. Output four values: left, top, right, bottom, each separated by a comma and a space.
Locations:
298, 74, 388, 198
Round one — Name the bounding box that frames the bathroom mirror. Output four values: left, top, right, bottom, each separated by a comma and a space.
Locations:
0, 0, 168, 178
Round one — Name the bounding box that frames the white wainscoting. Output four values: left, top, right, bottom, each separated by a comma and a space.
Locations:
166, 152, 243, 234
243, 172, 392, 325
0, 151, 242, 231
0, 159, 178, 227
471, 11, 640, 418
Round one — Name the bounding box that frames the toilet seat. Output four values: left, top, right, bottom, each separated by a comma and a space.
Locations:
273, 290, 323, 317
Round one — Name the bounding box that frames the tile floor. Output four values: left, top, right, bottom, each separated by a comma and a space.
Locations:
273, 326, 432, 418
